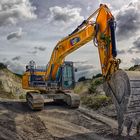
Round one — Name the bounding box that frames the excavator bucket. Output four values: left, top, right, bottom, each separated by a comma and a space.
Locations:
103, 70, 140, 135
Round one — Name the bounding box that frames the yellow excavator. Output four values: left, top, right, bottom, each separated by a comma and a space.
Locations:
22, 4, 140, 135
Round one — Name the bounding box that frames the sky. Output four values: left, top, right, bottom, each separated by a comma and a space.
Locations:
0, 0, 140, 80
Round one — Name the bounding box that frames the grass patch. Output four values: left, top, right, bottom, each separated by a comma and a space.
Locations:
14, 73, 22, 78
74, 81, 90, 94
88, 78, 103, 94
0, 91, 16, 99
74, 83, 85, 93
75, 76, 112, 110
19, 94, 26, 99
81, 94, 112, 110
7, 92, 16, 99
0, 81, 3, 90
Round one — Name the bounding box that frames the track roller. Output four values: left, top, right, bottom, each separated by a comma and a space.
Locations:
26, 91, 44, 110
64, 92, 80, 108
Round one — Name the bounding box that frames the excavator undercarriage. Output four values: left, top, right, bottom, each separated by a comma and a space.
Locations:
26, 91, 80, 110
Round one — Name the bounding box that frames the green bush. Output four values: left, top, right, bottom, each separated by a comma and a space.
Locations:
92, 73, 102, 79
81, 95, 111, 110
88, 78, 103, 94
19, 94, 26, 99
0, 63, 7, 69
78, 76, 86, 82
7, 92, 16, 99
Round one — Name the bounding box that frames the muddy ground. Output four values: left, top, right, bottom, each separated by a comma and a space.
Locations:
0, 99, 139, 140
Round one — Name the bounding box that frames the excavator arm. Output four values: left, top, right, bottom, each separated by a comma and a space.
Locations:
45, 4, 119, 81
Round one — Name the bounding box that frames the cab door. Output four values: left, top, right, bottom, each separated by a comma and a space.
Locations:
62, 62, 75, 90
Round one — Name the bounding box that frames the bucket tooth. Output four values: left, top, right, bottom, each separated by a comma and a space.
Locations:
64, 92, 80, 108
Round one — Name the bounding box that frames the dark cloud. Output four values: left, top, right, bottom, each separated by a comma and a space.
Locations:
7, 28, 23, 40
12, 56, 21, 61
76, 69, 93, 80
131, 57, 140, 65
133, 37, 140, 49
116, 0, 140, 40
74, 61, 94, 72
127, 36, 140, 53
76, 64, 94, 72
28, 50, 37, 54
0, 0, 36, 26
27, 46, 46, 55
34, 46, 46, 51
128, 48, 134, 54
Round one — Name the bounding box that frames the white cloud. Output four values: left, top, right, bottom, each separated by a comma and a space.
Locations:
4, 60, 24, 74
127, 36, 140, 53
0, 0, 37, 26
48, 6, 84, 26
117, 49, 125, 54
131, 57, 140, 65
74, 61, 95, 80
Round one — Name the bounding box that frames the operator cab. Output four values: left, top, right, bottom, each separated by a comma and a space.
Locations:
48, 61, 75, 90
27, 61, 75, 90
61, 61, 75, 90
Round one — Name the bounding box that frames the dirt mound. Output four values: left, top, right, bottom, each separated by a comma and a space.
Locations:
0, 63, 25, 99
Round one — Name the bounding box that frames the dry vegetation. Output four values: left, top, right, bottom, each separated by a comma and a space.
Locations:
75, 76, 112, 110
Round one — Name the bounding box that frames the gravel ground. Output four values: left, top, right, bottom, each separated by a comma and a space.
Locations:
0, 99, 139, 140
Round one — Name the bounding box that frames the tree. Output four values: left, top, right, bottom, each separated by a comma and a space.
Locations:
0, 63, 7, 69
92, 73, 102, 79
78, 76, 86, 82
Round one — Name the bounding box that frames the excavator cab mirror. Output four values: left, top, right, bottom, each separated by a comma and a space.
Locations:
28, 60, 36, 74
26, 65, 29, 72
75, 68, 78, 72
